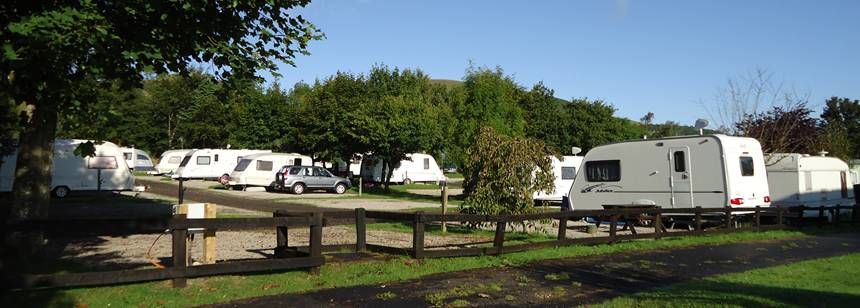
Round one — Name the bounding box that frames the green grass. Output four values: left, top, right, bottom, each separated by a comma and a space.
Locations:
366, 222, 556, 244
3, 229, 817, 308
445, 172, 464, 179
595, 252, 860, 308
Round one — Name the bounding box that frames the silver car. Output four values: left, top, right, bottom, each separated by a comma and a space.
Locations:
275, 165, 352, 195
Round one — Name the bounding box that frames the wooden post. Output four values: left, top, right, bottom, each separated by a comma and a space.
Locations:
694, 206, 703, 233
818, 206, 825, 228
609, 212, 618, 244
798, 205, 805, 227
177, 179, 185, 204
309, 212, 322, 258
441, 185, 448, 233
557, 210, 568, 240
172, 214, 188, 288
835, 205, 841, 225
203, 203, 217, 264
355, 208, 366, 253
358, 177, 362, 197
754, 206, 761, 230
724, 206, 733, 229
493, 222, 505, 254
777, 207, 784, 225
654, 207, 662, 239
412, 211, 425, 258
853, 184, 860, 223
274, 211, 289, 258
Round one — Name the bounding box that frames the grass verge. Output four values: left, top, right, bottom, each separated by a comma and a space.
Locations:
2, 228, 819, 307
595, 252, 860, 307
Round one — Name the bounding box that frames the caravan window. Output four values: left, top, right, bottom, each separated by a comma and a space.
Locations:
234, 159, 251, 171
673, 151, 686, 172
585, 160, 620, 182
197, 156, 211, 165
87, 156, 118, 169
257, 160, 273, 171
167, 156, 182, 164
424, 158, 430, 170
294, 158, 303, 166
123, 153, 132, 160
214, 154, 219, 162
739, 156, 754, 176
561, 167, 577, 180
137, 154, 150, 161
179, 155, 192, 167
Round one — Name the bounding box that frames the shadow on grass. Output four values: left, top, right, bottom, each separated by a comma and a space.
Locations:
620, 281, 860, 307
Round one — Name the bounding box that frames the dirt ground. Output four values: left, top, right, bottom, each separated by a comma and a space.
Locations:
208, 232, 860, 307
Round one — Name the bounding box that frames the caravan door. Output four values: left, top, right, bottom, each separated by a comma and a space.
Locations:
669, 147, 694, 208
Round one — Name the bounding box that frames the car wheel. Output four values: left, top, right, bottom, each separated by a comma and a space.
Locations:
334, 183, 347, 194
218, 174, 230, 185
292, 183, 305, 195
403, 178, 412, 185
53, 186, 70, 198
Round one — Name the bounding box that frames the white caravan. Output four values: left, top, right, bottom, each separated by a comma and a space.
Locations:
361, 153, 445, 184
172, 149, 271, 183
119, 147, 155, 172
533, 155, 585, 203
0, 139, 135, 198
228, 152, 312, 188
765, 153, 856, 208
152, 149, 193, 175
568, 135, 771, 210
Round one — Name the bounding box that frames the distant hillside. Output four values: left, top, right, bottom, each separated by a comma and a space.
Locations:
429, 79, 464, 89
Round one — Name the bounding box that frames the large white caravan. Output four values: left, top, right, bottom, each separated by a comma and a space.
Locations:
534, 155, 585, 203
0, 139, 135, 197
119, 147, 155, 172
172, 149, 271, 183
361, 153, 445, 184
228, 152, 312, 188
568, 135, 771, 210
152, 149, 193, 175
765, 153, 856, 207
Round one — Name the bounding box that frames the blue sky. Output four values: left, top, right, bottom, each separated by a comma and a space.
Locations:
266, 0, 860, 126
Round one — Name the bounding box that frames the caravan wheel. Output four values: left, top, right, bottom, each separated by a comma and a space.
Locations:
402, 178, 412, 185
53, 186, 70, 198
218, 174, 230, 185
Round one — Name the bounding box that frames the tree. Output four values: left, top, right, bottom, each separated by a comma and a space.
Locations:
1, 1, 322, 219
519, 82, 568, 153
460, 127, 554, 226
563, 99, 644, 152
703, 68, 807, 135
820, 97, 860, 159
735, 104, 820, 160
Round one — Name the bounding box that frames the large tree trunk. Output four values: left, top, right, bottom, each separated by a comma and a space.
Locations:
10, 102, 58, 220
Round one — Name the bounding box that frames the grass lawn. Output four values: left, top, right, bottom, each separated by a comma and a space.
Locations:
365, 222, 556, 244
3, 229, 819, 307
595, 252, 860, 307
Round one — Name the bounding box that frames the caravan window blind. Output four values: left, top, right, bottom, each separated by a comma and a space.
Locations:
561, 167, 577, 180
585, 160, 620, 182
197, 156, 211, 165
256, 160, 273, 171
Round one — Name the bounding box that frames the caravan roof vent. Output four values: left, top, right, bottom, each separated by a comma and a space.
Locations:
818, 151, 829, 157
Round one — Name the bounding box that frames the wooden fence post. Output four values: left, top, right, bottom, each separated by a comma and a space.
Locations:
309, 212, 322, 258
557, 210, 568, 240
203, 203, 217, 264
818, 206, 825, 228
777, 207, 784, 225
798, 205, 805, 227
694, 206, 703, 233
609, 212, 618, 244
724, 206, 733, 229
754, 206, 761, 230
172, 214, 188, 288
412, 211, 425, 258
441, 185, 448, 233
493, 221, 505, 254
853, 184, 860, 223
355, 208, 366, 253
274, 211, 289, 258
654, 207, 662, 239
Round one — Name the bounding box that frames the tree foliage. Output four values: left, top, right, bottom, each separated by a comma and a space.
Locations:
735, 104, 820, 158
821, 97, 860, 159
460, 127, 554, 220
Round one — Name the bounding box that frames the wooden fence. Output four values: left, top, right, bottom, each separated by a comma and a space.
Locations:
4, 203, 857, 290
